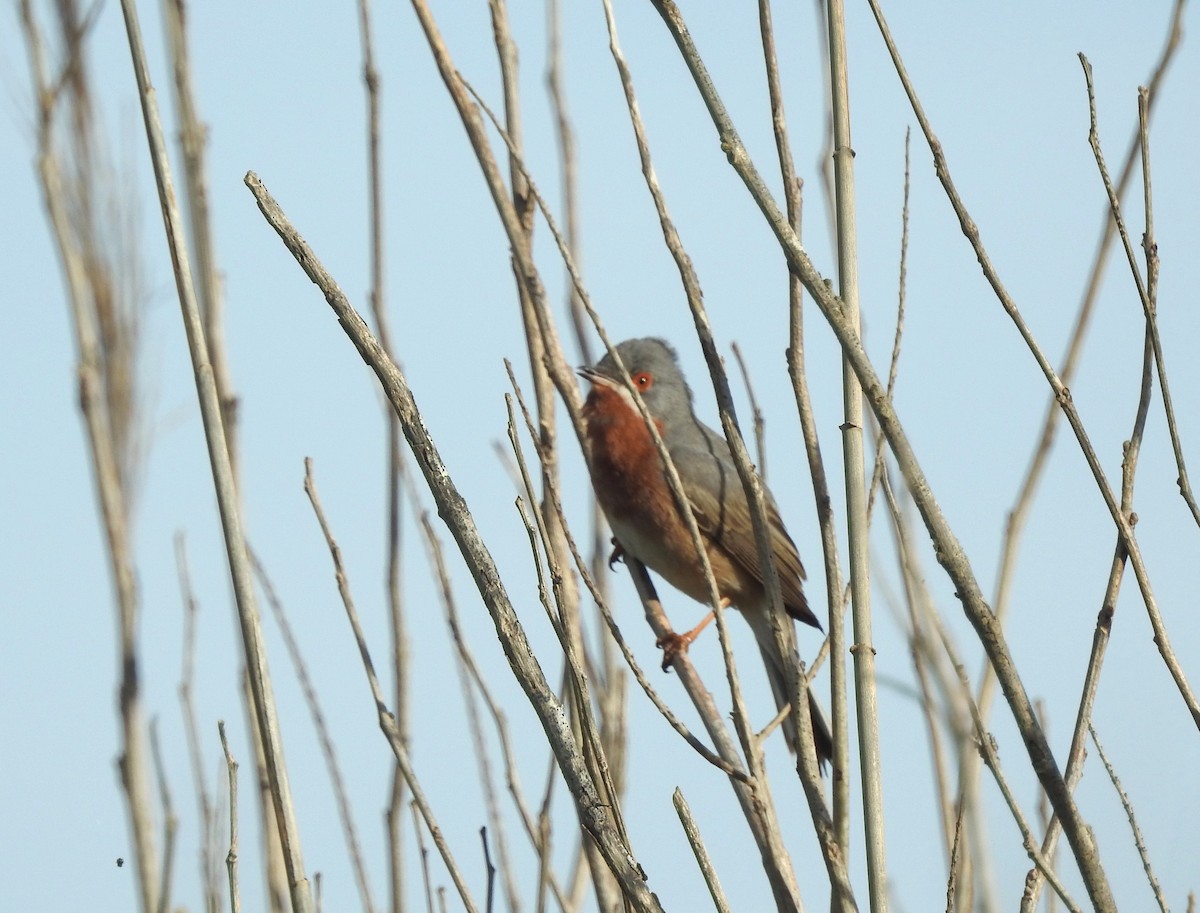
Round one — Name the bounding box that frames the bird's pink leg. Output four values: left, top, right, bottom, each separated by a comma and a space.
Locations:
656, 598, 730, 670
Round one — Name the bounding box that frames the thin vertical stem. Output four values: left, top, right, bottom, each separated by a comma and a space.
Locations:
824, 0, 886, 908
116, 2, 312, 910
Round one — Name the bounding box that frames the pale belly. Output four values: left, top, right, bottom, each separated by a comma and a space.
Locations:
607, 508, 752, 609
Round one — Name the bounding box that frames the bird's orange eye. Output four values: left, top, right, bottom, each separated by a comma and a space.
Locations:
632, 371, 653, 390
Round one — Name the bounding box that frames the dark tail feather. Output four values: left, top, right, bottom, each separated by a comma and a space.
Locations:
748, 610, 833, 772
807, 689, 833, 772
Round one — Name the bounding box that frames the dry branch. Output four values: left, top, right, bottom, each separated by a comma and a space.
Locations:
247, 171, 664, 913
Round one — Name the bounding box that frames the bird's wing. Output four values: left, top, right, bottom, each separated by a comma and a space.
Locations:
670, 442, 821, 630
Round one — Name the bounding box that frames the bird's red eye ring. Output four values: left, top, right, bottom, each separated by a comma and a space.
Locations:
632, 371, 653, 390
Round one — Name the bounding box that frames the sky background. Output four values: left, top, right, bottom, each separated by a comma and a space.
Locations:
3, 2, 1199, 912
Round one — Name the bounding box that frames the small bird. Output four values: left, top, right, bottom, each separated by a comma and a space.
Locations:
580, 337, 832, 768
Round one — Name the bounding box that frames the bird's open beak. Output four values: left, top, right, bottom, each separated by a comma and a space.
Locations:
577, 365, 614, 388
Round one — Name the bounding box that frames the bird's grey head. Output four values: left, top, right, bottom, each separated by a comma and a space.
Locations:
582, 337, 696, 430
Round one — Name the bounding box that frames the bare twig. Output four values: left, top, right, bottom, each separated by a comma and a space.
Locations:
251, 549, 376, 913
916, 600, 1084, 913
1084, 66, 1197, 531
217, 721, 242, 913
639, 6, 877, 908
1018, 118, 1171, 902
880, 467, 985, 911
882, 468, 956, 866
602, 0, 776, 780
672, 790, 732, 913
19, 5, 157, 909
249, 168, 661, 911
866, 128, 911, 521
1090, 724, 1170, 913
756, 0, 851, 852
1020, 164, 1159, 913
506, 401, 631, 913
175, 535, 220, 913
546, 0, 589, 368
149, 720, 178, 913
412, 802, 435, 913
1035, 702, 1058, 913
351, 2, 411, 908
819, 1, 890, 906
480, 829, 497, 913
409, 479, 543, 913
117, 3, 314, 909
546, 3, 624, 830
729, 342, 767, 476
484, 26, 608, 897
984, 33, 1188, 876
944, 799, 964, 913
1018, 22, 1187, 909
162, 0, 238, 476
303, 459, 483, 913
1078, 53, 1199, 724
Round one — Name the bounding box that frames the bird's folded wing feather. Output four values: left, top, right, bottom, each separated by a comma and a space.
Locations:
670, 444, 818, 628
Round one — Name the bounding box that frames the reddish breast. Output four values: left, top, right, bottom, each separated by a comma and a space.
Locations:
582, 385, 668, 521
582, 384, 750, 607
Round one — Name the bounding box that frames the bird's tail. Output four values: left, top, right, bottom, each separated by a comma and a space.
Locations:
744, 606, 833, 772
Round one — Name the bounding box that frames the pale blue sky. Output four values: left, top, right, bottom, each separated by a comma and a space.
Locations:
3, 3, 1199, 912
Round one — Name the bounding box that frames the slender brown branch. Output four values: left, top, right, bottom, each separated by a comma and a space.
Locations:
943, 798, 964, 913
866, 128, 910, 522
880, 469, 955, 864
756, 0, 852, 856
303, 459, 483, 913
251, 549, 377, 913
505, 398, 632, 913
672, 790, 732, 913
820, 0, 890, 902
483, 28, 611, 905
1082, 61, 1197, 528
1090, 724, 1169, 913
1021, 85, 1166, 913
246, 176, 661, 909
175, 535, 220, 913
218, 722, 241, 913
729, 342, 767, 477
1079, 54, 1199, 724
604, 13, 845, 908
881, 466, 985, 911
412, 801, 435, 913
985, 0, 1186, 751
480, 829, 497, 913
546, 4, 625, 837
918, 603, 1084, 913
117, 2, 314, 908
149, 720, 178, 913
19, 5, 157, 909
602, 0, 777, 777
163, 0, 238, 478
351, 3, 410, 908
409, 488, 571, 913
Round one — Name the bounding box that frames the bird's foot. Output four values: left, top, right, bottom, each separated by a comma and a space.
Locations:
607, 538, 626, 570
655, 631, 692, 671
655, 609, 718, 671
